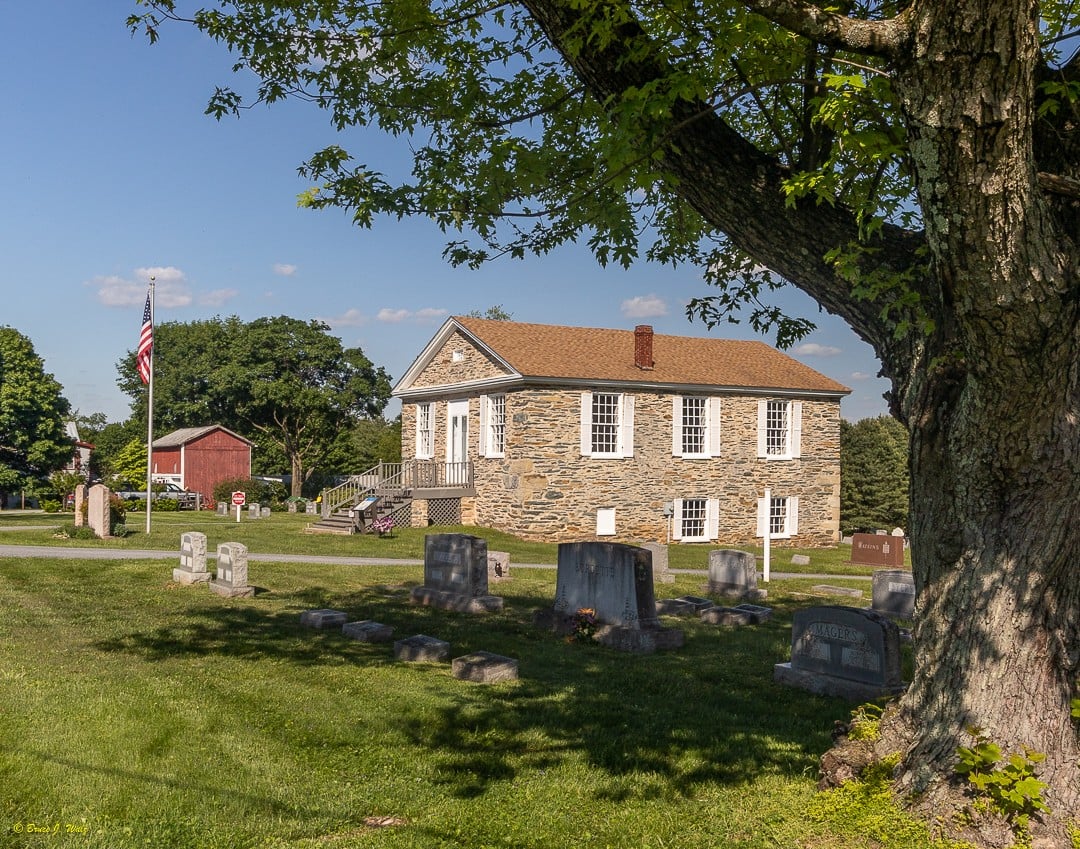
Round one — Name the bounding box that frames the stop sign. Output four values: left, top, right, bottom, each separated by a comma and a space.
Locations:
231, 491, 246, 506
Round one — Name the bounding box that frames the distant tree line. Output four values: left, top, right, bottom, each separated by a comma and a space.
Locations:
839, 415, 909, 534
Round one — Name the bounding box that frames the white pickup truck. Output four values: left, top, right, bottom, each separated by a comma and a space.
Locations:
116, 481, 200, 510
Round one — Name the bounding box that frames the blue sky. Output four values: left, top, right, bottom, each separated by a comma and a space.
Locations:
1, 1, 891, 424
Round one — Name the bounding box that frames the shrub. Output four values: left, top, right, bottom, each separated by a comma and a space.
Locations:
212, 477, 287, 508
40, 499, 62, 513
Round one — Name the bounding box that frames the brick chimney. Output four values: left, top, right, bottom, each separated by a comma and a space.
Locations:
634, 325, 654, 370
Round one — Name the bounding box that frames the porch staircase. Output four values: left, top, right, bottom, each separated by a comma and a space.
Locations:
304, 460, 472, 535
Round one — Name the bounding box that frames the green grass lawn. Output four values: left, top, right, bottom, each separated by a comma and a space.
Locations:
0, 536, 952, 849
0, 509, 905, 576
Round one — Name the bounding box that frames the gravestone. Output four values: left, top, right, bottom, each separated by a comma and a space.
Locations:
701, 603, 773, 627
872, 569, 916, 619
707, 549, 765, 599
642, 542, 675, 584
411, 534, 503, 613
300, 609, 349, 629
394, 634, 450, 663
260, 506, 271, 518
488, 550, 511, 583
87, 484, 110, 538
217, 502, 228, 516
452, 651, 519, 683
342, 620, 394, 642
248, 504, 260, 519
73, 484, 86, 528
209, 542, 255, 598
305, 502, 319, 515
812, 584, 864, 599
850, 533, 904, 567
656, 595, 713, 617
791, 554, 811, 566
173, 531, 211, 585
774, 606, 904, 701
546, 542, 682, 652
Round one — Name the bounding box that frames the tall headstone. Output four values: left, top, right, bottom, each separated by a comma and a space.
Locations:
209, 542, 255, 598
73, 484, 87, 528
707, 549, 764, 599
545, 542, 682, 652
850, 533, 904, 567
173, 531, 211, 585
410, 533, 503, 612
87, 484, 110, 539
872, 569, 916, 619
774, 606, 904, 701
642, 542, 675, 584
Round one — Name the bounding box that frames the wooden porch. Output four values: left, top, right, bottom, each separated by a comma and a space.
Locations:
307, 460, 475, 535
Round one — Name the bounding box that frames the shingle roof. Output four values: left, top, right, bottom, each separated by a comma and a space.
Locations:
152, 425, 254, 448
454, 317, 850, 394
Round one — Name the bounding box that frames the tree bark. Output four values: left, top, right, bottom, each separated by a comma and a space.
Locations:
519, 0, 1080, 840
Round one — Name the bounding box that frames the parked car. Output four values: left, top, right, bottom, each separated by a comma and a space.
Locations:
116, 481, 200, 510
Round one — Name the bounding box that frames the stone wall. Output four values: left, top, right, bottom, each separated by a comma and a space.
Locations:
411, 330, 510, 388
401, 385, 842, 546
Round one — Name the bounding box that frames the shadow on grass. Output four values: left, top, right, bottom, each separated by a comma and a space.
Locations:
90, 580, 843, 805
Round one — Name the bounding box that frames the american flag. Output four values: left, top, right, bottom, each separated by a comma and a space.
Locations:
137, 291, 153, 384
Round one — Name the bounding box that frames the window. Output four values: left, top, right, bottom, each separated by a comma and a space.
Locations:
682, 397, 706, 454
673, 396, 722, 457
592, 392, 620, 454
756, 495, 800, 538
415, 402, 434, 459
479, 394, 506, 458
756, 399, 802, 460
580, 392, 635, 458
596, 508, 616, 536
672, 497, 719, 541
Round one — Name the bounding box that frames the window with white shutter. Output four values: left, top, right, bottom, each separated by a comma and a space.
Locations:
580, 391, 634, 458
757, 399, 802, 460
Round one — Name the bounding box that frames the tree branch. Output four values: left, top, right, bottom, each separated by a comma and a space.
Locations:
740, 0, 914, 59
518, 0, 927, 362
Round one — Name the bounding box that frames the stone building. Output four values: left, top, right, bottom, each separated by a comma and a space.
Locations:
389, 317, 849, 545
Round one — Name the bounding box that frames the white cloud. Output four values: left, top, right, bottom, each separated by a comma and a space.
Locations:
199, 288, 239, 307
415, 307, 449, 322
377, 307, 448, 323
793, 342, 842, 357
621, 294, 668, 319
273, 263, 297, 276
320, 308, 367, 327
91, 266, 192, 309
377, 308, 410, 323
850, 371, 872, 381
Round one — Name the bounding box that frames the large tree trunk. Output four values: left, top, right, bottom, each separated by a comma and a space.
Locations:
863, 1, 1080, 841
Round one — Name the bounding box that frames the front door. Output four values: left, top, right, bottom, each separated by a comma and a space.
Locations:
446, 400, 469, 484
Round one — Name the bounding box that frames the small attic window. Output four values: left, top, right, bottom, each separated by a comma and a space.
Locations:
451, 350, 465, 363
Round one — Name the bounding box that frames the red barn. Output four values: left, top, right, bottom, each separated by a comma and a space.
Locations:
151, 426, 254, 504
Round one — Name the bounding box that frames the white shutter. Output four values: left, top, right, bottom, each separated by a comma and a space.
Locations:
788, 496, 799, 536
621, 395, 635, 458
580, 392, 592, 456
672, 498, 684, 541
707, 397, 722, 457
705, 498, 719, 540
414, 406, 423, 459
672, 396, 682, 456
756, 399, 768, 458
791, 401, 803, 459
756, 496, 767, 537
479, 395, 490, 458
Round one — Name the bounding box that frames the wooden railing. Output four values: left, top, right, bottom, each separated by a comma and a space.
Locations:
320, 460, 474, 518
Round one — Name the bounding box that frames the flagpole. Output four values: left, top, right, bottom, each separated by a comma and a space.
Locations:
144, 278, 155, 534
